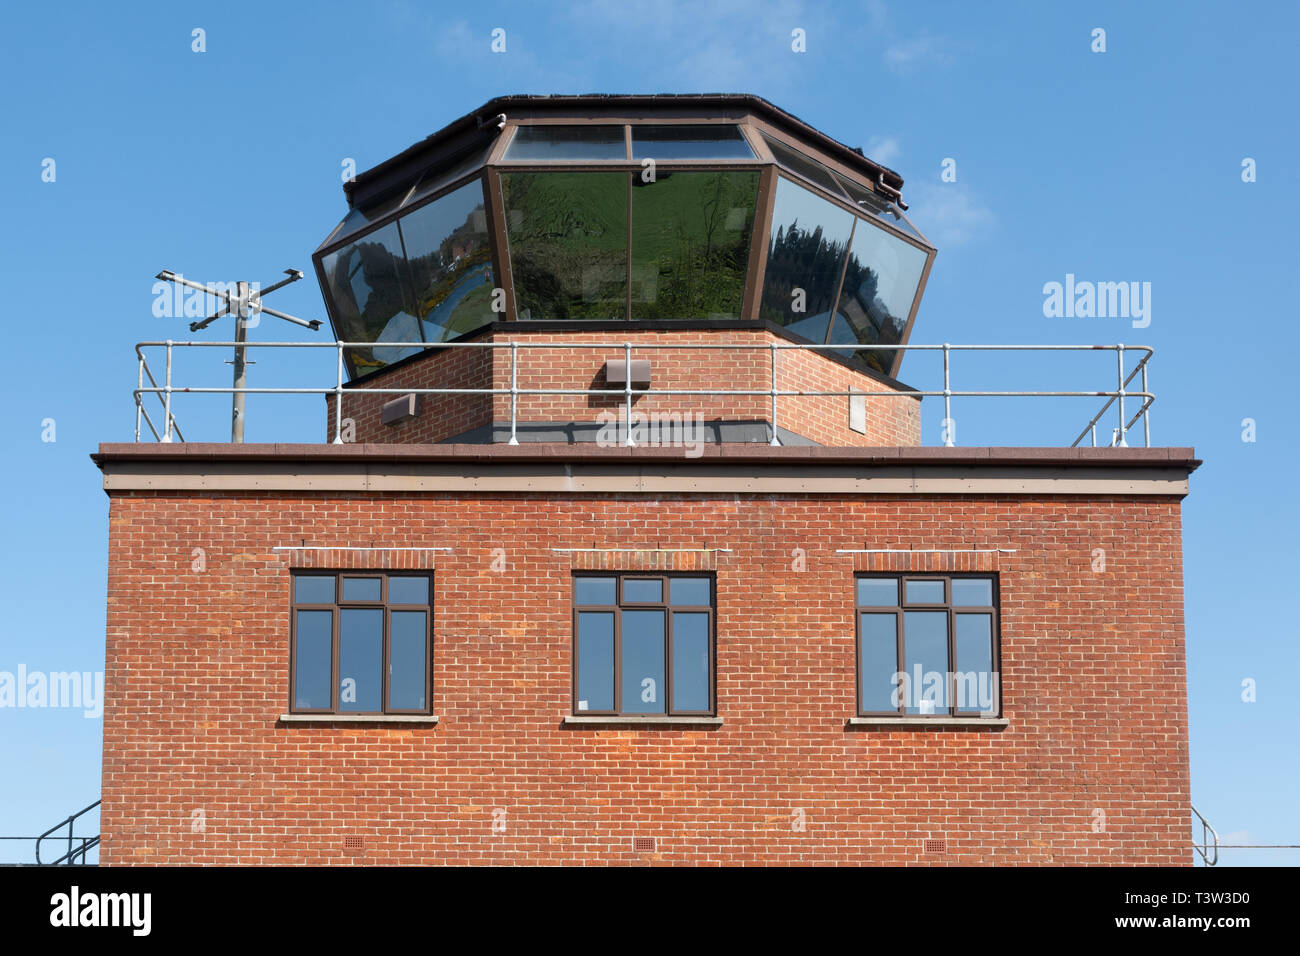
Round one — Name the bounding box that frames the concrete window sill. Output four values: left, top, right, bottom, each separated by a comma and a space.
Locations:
847, 716, 1008, 728
563, 715, 723, 727
278, 714, 440, 725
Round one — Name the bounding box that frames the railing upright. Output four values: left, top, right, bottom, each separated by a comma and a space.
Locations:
333, 342, 345, 444
623, 341, 634, 447
509, 340, 519, 446
1116, 344, 1128, 448
769, 342, 779, 446
161, 341, 174, 443
942, 343, 954, 447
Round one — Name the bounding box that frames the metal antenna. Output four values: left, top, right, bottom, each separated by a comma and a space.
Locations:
154, 269, 322, 442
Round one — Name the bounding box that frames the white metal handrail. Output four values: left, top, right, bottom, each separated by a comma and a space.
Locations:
132, 339, 1154, 448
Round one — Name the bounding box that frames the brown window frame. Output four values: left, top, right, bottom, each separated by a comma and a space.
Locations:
854, 573, 1001, 719
571, 573, 716, 717
288, 571, 434, 716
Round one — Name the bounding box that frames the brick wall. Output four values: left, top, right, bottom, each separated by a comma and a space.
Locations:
100, 490, 1190, 865
326, 328, 921, 446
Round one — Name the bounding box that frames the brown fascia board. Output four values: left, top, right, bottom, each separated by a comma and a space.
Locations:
343, 93, 905, 210
91, 443, 1201, 473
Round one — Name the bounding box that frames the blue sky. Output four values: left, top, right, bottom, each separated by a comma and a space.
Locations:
1, 0, 1296, 865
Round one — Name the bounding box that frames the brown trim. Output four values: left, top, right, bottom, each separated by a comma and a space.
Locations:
484, 169, 516, 322
741, 165, 777, 319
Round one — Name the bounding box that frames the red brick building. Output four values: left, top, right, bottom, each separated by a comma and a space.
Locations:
95, 96, 1198, 865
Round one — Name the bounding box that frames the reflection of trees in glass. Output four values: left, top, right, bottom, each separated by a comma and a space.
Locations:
405, 205, 495, 340
759, 218, 849, 326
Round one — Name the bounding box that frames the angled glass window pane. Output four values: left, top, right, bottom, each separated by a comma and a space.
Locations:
903, 611, 948, 715
833, 217, 929, 374
324, 189, 410, 247
318, 221, 419, 374
575, 577, 616, 605
621, 610, 666, 714
399, 179, 496, 343
761, 133, 848, 199
504, 125, 626, 160
954, 613, 995, 714
501, 172, 628, 319
294, 575, 334, 605
341, 577, 382, 602
631, 125, 754, 160
294, 610, 333, 710
623, 578, 663, 603
859, 612, 898, 712
857, 577, 898, 607
833, 171, 927, 242
387, 576, 430, 606
904, 579, 945, 604
951, 578, 994, 607
575, 611, 615, 711
630, 171, 757, 320
388, 610, 428, 711
670, 612, 711, 712
401, 146, 490, 209
759, 177, 854, 339
339, 608, 383, 712
669, 577, 711, 606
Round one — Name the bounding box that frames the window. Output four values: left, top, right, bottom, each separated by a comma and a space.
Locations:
290, 572, 433, 715
855, 574, 999, 717
572, 574, 713, 716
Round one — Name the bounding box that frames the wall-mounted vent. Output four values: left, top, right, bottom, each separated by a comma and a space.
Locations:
381, 393, 421, 425
632, 836, 657, 853
923, 839, 947, 855
343, 836, 365, 849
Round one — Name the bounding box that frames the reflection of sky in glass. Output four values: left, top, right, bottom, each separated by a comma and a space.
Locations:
576, 612, 614, 711
955, 613, 994, 712
339, 608, 382, 712
671, 612, 710, 711
294, 610, 332, 710
859, 612, 897, 712
621, 610, 665, 714
903, 611, 948, 714
389, 611, 427, 710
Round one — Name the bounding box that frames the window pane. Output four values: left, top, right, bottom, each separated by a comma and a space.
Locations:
669, 577, 711, 606
856, 577, 898, 607
630, 171, 758, 320
761, 133, 847, 198
341, 577, 382, 602
501, 172, 628, 320
387, 576, 429, 605
952, 578, 993, 607
504, 125, 626, 160
575, 577, 616, 605
294, 575, 334, 604
671, 612, 710, 711
575, 611, 615, 711
318, 220, 419, 374
621, 609, 666, 714
832, 217, 929, 375
903, 611, 949, 715
759, 177, 854, 340
294, 610, 333, 709
623, 578, 663, 603
904, 579, 945, 604
339, 608, 383, 712
859, 612, 898, 712
388, 611, 428, 711
631, 125, 754, 160
955, 613, 995, 714
398, 180, 496, 343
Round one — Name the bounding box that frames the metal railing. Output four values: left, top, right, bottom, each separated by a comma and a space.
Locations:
133, 339, 1154, 447
1191, 804, 1220, 866
33, 799, 101, 866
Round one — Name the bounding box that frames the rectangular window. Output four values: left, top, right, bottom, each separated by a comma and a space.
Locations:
855, 574, 1000, 717
572, 574, 714, 716
290, 572, 433, 715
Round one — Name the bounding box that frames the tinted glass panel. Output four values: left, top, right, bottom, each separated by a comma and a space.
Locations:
505, 125, 626, 161
575, 611, 615, 711
834, 171, 927, 241
387, 576, 429, 605
955, 613, 995, 713
857, 577, 898, 607
623, 578, 663, 603
325, 189, 409, 246
631, 125, 754, 160
388, 610, 428, 711
630, 171, 757, 320
501, 172, 628, 319
341, 577, 382, 602
669, 577, 711, 606
294, 610, 333, 710
339, 608, 382, 712
761, 133, 848, 198
575, 577, 617, 605
905, 579, 945, 604
671, 612, 711, 711
833, 218, 928, 374
859, 612, 898, 712
952, 578, 994, 607
621, 609, 666, 714
399, 180, 496, 343
295, 575, 334, 604
903, 611, 948, 715
318, 221, 419, 374
759, 177, 854, 339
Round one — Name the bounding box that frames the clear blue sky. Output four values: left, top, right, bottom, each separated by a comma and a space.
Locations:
1, 0, 1295, 865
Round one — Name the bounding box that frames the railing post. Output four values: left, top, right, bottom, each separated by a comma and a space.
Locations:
333, 342, 345, 444
1090, 424, 1097, 447
624, 341, 635, 447
135, 352, 144, 443
942, 343, 954, 447
161, 341, 174, 443
1141, 359, 1151, 448
1116, 343, 1128, 447
509, 341, 519, 446
769, 342, 780, 446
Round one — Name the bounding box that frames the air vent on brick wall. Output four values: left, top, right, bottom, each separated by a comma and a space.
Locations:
343, 836, 365, 849
923, 839, 947, 855
632, 836, 657, 853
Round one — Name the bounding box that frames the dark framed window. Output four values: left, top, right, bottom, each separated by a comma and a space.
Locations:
290, 572, 433, 715
572, 574, 714, 716
855, 574, 1000, 718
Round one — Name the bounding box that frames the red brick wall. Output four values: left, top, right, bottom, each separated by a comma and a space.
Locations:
99, 492, 1190, 865
327, 329, 920, 446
